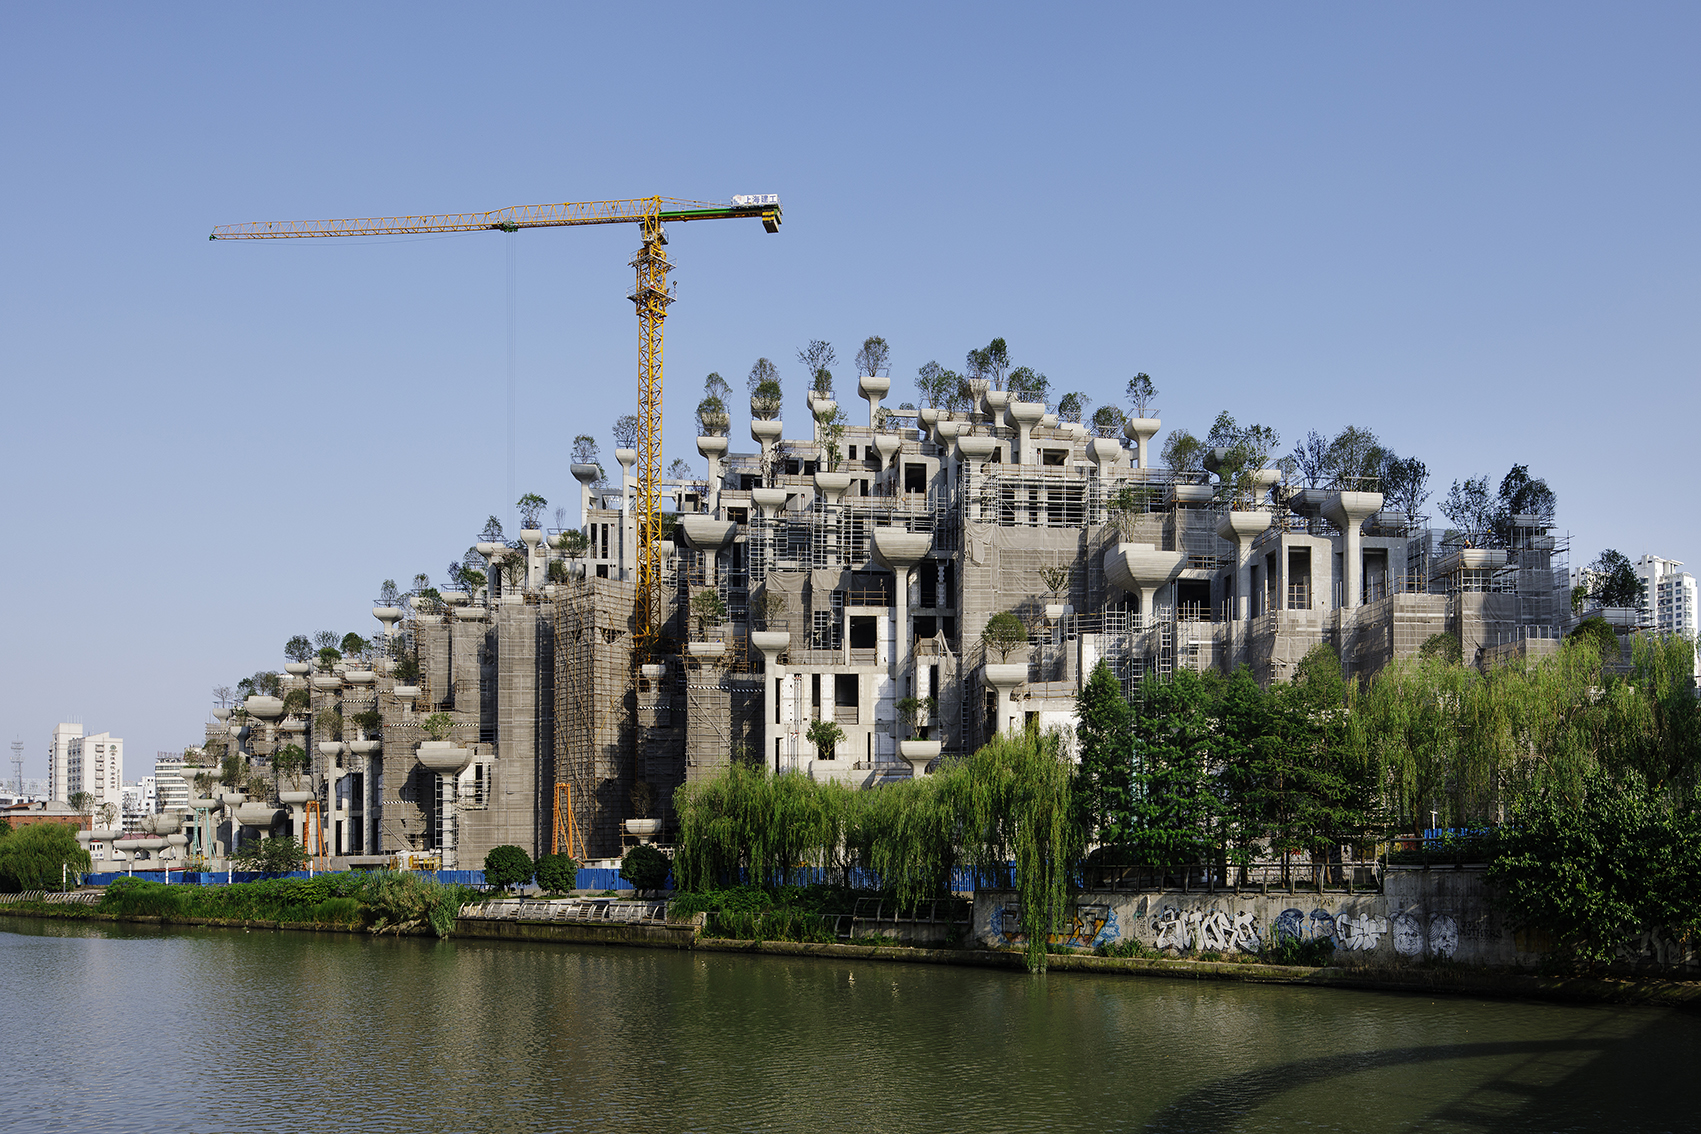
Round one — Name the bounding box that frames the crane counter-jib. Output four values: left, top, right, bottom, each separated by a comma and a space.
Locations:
208, 195, 781, 239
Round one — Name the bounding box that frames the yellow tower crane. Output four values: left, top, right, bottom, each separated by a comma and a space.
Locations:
211, 194, 782, 651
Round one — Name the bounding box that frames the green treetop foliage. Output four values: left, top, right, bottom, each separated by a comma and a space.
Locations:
1586, 549, 1646, 609
0, 823, 92, 890
798, 339, 836, 398
1125, 373, 1158, 418
284, 636, 313, 664
483, 845, 534, 891
516, 493, 548, 529
534, 852, 579, 894
1073, 662, 1137, 850
854, 336, 891, 377
980, 611, 1029, 662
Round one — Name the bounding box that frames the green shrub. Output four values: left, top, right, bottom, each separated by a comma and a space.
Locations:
620, 844, 671, 893
1094, 938, 1157, 960
308, 897, 364, 926
1261, 935, 1336, 967
483, 845, 533, 891
534, 853, 578, 894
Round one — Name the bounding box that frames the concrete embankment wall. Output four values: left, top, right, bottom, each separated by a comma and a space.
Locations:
973, 868, 1547, 968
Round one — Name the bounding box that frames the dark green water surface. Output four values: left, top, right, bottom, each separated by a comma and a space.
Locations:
3, 916, 1695, 1133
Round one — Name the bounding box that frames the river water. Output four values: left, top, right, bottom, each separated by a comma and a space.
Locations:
3, 916, 1696, 1133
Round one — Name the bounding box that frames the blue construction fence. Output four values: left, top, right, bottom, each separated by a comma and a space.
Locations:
83, 869, 490, 887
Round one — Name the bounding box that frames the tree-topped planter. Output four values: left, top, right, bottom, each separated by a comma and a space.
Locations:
283, 662, 312, 677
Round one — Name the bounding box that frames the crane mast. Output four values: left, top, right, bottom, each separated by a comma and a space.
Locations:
212, 194, 781, 653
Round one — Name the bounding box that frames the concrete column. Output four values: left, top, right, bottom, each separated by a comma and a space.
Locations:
1006, 401, 1045, 463
1322, 492, 1384, 609
858, 376, 889, 428
1123, 417, 1162, 470
983, 664, 1026, 736
697, 435, 728, 514
871, 529, 933, 699
1216, 511, 1273, 622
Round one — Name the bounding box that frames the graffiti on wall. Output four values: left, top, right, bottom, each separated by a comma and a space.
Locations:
1392, 912, 1458, 958
1151, 905, 1263, 953
1335, 911, 1390, 951
995, 902, 1120, 950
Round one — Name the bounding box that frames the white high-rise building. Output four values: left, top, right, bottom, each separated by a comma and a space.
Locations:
48, 723, 79, 802
48, 724, 124, 814
1637, 556, 1699, 678
153, 753, 192, 815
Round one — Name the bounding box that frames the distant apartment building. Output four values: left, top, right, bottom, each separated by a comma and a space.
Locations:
121, 777, 158, 832
1638, 556, 1700, 678
153, 753, 192, 814
47, 724, 123, 813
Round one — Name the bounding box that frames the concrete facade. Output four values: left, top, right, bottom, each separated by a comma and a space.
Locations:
182, 385, 1587, 871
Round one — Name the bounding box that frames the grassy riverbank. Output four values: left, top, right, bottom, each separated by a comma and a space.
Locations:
6, 889, 1699, 1010
4, 874, 481, 937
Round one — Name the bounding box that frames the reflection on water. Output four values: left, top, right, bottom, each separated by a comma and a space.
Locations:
2, 915, 1695, 1133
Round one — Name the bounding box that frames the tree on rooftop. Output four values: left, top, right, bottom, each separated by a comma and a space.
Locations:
516, 493, 548, 529
668, 458, 693, 479
612, 415, 640, 451
1090, 405, 1124, 439
854, 336, 891, 377
1586, 550, 1645, 609
1323, 425, 1386, 491
966, 337, 1010, 390
284, 636, 313, 665
1162, 429, 1204, 475
798, 340, 836, 399
1440, 475, 1495, 543
1290, 430, 1329, 488
981, 611, 1029, 662
1056, 392, 1090, 423
480, 515, 505, 543
1381, 455, 1431, 516
747, 358, 783, 419
1007, 366, 1049, 403
1125, 373, 1158, 419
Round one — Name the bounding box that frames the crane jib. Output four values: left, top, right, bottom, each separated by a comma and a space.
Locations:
209, 200, 780, 240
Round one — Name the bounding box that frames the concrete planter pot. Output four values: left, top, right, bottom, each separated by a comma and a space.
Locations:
857, 375, 890, 400
813, 471, 853, 504
312, 675, 342, 691
677, 515, 737, 551
750, 418, 783, 445
1044, 603, 1069, 621
983, 663, 1029, 691
234, 803, 281, 828
1088, 437, 1123, 466
956, 435, 997, 462
455, 606, 488, 621
872, 433, 902, 466
917, 407, 939, 429
750, 630, 791, 655
697, 435, 729, 460
899, 739, 942, 777
278, 790, 315, 805
750, 487, 789, 518
244, 696, 286, 720
348, 739, 382, 755
1170, 483, 1215, 505
283, 662, 312, 677
624, 818, 662, 845
416, 741, 472, 774
318, 742, 345, 759
686, 641, 727, 659
392, 686, 420, 699
345, 670, 376, 684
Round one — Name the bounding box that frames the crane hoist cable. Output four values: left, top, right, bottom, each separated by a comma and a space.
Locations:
211, 195, 782, 655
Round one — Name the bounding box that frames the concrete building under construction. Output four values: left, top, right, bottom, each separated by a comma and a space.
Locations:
188, 377, 1572, 872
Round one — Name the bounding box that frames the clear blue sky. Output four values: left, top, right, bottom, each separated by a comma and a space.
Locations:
2, 3, 1696, 778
